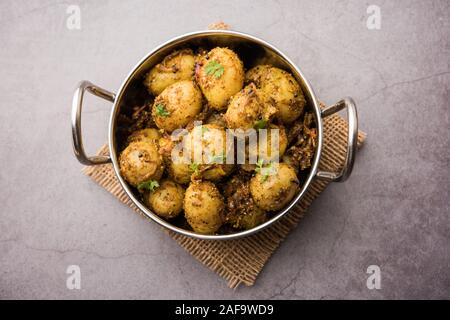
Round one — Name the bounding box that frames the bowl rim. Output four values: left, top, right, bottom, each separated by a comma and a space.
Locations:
108, 29, 323, 240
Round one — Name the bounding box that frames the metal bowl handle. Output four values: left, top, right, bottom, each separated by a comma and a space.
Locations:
71, 81, 116, 166
316, 97, 358, 182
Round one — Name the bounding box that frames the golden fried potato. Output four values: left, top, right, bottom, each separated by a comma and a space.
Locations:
237, 209, 266, 230
246, 65, 306, 124
247, 124, 288, 163
144, 49, 195, 96
146, 180, 185, 219
127, 128, 161, 144
244, 65, 272, 85
164, 136, 194, 184
152, 80, 203, 132
157, 135, 175, 159
119, 141, 164, 187
224, 176, 267, 230
200, 165, 234, 182
184, 181, 225, 234
224, 83, 276, 130
195, 47, 244, 110
250, 163, 299, 211
183, 124, 234, 181
167, 161, 192, 185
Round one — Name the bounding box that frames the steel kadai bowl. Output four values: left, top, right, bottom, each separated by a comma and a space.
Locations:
71, 30, 358, 240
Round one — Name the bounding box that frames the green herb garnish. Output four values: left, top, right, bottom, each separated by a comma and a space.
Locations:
262, 162, 274, 181
255, 160, 273, 182
137, 180, 159, 192
255, 159, 265, 174
210, 153, 226, 164
155, 104, 170, 117
189, 163, 199, 173
205, 60, 224, 78
254, 119, 267, 129
196, 125, 209, 136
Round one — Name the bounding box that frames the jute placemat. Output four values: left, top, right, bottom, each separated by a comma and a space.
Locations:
82, 107, 366, 289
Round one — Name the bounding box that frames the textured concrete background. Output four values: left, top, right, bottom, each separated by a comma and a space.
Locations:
0, 0, 449, 299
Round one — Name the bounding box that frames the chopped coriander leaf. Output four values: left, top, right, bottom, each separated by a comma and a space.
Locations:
137, 180, 159, 192
255, 160, 274, 182
189, 163, 199, 173
255, 159, 265, 173
205, 60, 224, 78
254, 119, 267, 129
210, 153, 226, 164
196, 125, 209, 135
155, 104, 170, 117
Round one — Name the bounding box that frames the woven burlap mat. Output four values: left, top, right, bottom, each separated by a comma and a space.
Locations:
82, 106, 366, 289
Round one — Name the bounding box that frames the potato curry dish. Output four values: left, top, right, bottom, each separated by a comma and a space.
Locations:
117, 46, 317, 235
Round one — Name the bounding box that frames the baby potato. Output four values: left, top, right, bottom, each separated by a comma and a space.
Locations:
245, 65, 272, 86
236, 209, 266, 230
152, 80, 203, 132
157, 135, 175, 159
127, 128, 161, 144
247, 124, 288, 163
184, 181, 225, 234
168, 160, 192, 185
195, 47, 244, 111
201, 165, 234, 182
165, 138, 194, 184
224, 83, 276, 130
224, 176, 267, 230
144, 49, 196, 96
183, 124, 233, 181
146, 180, 185, 219
250, 163, 299, 211
246, 65, 306, 124
119, 141, 164, 187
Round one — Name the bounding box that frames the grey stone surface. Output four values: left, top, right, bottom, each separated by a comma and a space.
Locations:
0, 0, 449, 299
